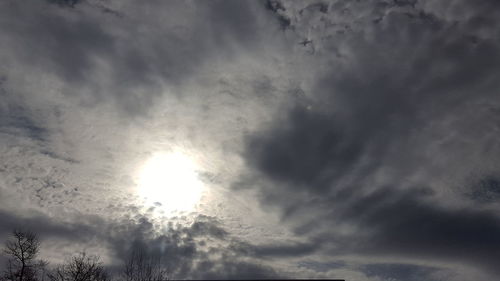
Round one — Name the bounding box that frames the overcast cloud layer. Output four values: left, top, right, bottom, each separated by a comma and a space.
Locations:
1, 0, 500, 280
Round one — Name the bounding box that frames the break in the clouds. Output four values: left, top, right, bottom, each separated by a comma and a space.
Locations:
1, 0, 500, 280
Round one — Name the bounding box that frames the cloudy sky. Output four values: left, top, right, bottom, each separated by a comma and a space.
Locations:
1, 0, 500, 280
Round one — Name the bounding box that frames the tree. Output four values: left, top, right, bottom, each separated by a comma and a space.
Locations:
2, 230, 47, 281
47, 252, 109, 281
123, 247, 169, 281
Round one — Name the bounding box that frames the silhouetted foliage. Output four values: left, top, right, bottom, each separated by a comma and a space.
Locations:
123, 248, 169, 281
1, 229, 175, 281
2, 230, 47, 281
47, 252, 109, 281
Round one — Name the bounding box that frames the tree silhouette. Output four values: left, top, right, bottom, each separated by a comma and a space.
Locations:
123, 247, 169, 281
47, 252, 109, 281
2, 230, 47, 281
1, 230, 173, 281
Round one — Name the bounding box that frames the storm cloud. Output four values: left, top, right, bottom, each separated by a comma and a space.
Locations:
243, 0, 500, 279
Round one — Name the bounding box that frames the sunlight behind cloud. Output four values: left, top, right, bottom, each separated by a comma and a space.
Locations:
137, 151, 205, 215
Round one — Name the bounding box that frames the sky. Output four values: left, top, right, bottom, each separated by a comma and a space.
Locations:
1, 0, 500, 280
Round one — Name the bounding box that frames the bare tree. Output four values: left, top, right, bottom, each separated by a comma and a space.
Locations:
47, 252, 108, 281
123, 248, 169, 281
2, 230, 47, 281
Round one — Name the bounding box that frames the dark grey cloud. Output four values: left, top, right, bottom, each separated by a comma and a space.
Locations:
465, 176, 500, 203
361, 263, 438, 281
0, 209, 103, 248
0, 0, 280, 116
264, 0, 292, 30
246, 0, 500, 198
231, 239, 319, 259
0, 209, 279, 279
0, 77, 47, 143
298, 260, 345, 273
47, 0, 82, 8
336, 186, 500, 275
0, 104, 48, 142
241, 0, 500, 279
105, 215, 280, 279
193, 260, 278, 280
0, 80, 80, 166
247, 107, 366, 193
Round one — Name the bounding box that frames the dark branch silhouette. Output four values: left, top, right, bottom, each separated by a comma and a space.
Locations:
2, 230, 47, 281
123, 247, 169, 281
47, 252, 109, 281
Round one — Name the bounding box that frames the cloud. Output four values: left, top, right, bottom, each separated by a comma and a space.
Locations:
465, 176, 500, 203
2, 0, 500, 279
0, 104, 49, 143
0, 209, 99, 242
0, 0, 281, 116
102, 214, 281, 279
47, 0, 82, 8
0, 0, 289, 223
247, 107, 366, 192
231, 239, 319, 259
0, 208, 279, 279
241, 0, 500, 279
361, 263, 439, 281
337, 187, 500, 275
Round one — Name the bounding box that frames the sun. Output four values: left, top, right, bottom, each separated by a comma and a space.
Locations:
137, 151, 204, 214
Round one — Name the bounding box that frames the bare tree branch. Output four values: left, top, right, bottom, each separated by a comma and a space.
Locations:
123, 247, 169, 281
2, 230, 46, 281
47, 252, 109, 281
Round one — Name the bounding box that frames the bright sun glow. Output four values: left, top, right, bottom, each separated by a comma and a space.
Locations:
137, 151, 204, 214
